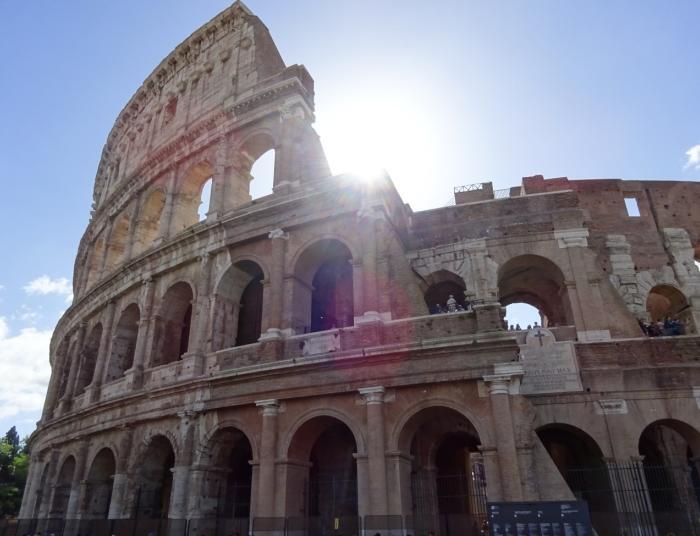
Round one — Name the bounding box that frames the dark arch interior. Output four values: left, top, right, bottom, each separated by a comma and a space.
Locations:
154, 283, 193, 366
400, 407, 484, 534
75, 324, 102, 393
308, 422, 358, 517
425, 281, 467, 313
311, 257, 353, 332
106, 304, 140, 382
638, 421, 700, 534
85, 448, 116, 519
203, 428, 253, 520
212, 261, 265, 350
537, 426, 615, 536
136, 436, 175, 519
498, 255, 572, 327
50, 457, 75, 517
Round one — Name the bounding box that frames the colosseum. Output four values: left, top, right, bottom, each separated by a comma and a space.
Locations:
14, 2, 700, 536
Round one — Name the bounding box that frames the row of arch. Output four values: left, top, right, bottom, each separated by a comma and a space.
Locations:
33, 404, 488, 522
32, 407, 700, 531
60, 250, 698, 403
83, 136, 278, 293
58, 239, 357, 402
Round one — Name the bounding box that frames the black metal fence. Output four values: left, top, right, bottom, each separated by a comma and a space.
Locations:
564, 461, 700, 536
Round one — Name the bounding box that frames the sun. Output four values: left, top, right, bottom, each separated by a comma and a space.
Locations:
316, 86, 440, 202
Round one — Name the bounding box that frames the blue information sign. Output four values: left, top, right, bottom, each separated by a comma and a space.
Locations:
487, 500, 593, 536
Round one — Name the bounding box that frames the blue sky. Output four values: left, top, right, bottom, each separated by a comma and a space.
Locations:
0, 0, 698, 437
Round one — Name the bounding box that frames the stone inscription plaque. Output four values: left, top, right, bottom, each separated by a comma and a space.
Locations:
488, 500, 593, 536
519, 329, 583, 395
301, 332, 341, 356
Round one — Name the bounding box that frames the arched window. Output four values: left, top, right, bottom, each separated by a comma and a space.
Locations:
105, 304, 140, 382
249, 149, 275, 199
85, 233, 106, 290
498, 255, 573, 327
398, 406, 486, 529
135, 436, 175, 519
171, 162, 214, 232
49, 456, 75, 517
505, 303, 542, 330
293, 239, 354, 333
75, 324, 102, 394
84, 448, 116, 519
212, 261, 264, 350
198, 428, 253, 522
537, 425, 615, 535
152, 282, 193, 366
287, 417, 359, 522
645, 285, 694, 334
422, 270, 468, 313
133, 189, 165, 256
198, 177, 213, 221
104, 211, 131, 274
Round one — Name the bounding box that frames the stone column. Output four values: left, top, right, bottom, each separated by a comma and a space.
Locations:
169, 411, 197, 519
87, 300, 117, 403
184, 254, 214, 375
129, 278, 155, 389
159, 170, 178, 241
256, 399, 279, 517
359, 386, 388, 514
483, 370, 523, 502
41, 361, 64, 421
260, 229, 288, 340
386, 451, 413, 516
65, 441, 89, 519
356, 206, 382, 322
354, 453, 370, 519
108, 427, 134, 518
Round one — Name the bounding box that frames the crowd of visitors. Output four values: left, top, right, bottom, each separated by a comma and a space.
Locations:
639, 316, 686, 337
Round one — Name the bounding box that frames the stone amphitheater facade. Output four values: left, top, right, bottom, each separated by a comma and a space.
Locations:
19, 2, 700, 534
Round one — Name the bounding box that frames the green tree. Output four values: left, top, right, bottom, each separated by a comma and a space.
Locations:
0, 427, 29, 518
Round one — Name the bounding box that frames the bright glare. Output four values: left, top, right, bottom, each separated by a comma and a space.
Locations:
317, 87, 441, 203
505, 303, 541, 330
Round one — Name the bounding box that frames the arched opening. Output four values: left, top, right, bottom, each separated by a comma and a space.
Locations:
75, 324, 102, 394
152, 282, 193, 367
211, 261, 264, 350
293, 239, 354, 333
171, 162, 214, 232
645, 285, 694, 335
106, 304, 140, 382
84, 448, 116, 519
85, 233, 106, 290
398, 407, 486, 535
422, 271, 468, 314
49, 456, 75, 517
33, 463, 51, 518
498, 255, 573, 327
133, 189, 165, 256
537, 424, 616, 535
198, 428, 253, 523
104, 212, 131, 274
230, 133, 276, 205
55, 338, 73, 402
198, 178, 213, 221
135, 436, 175, 519
286, 417, 359, 528
638, 420, 700, 535
505, 303, 542, 330
249, 149, 275, 199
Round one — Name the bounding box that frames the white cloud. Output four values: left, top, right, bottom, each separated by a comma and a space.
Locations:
0, 317, 52, 420
23, 275, 73, 304
685, 144, 700, 170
